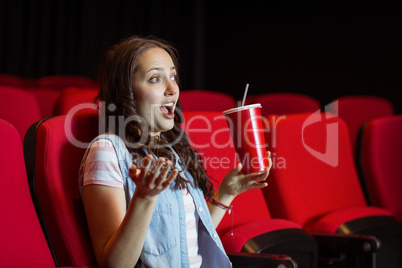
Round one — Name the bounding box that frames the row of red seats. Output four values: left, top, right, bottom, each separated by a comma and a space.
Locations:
0, 74, 98, 118
1, 111, 295, 267
0, 75, 395, 267
0, 74, 98, 142
0, 73, 99, 89
184, 111, 402, 267
0, 81, 397, 202
0, 83, 397, 207
1, 108, 400, 267
0, 77, 394, 149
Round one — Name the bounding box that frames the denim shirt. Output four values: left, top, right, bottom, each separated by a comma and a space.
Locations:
79, 134, 232, 268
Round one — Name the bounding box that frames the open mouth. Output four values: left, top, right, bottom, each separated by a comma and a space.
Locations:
160, 102, 175, 117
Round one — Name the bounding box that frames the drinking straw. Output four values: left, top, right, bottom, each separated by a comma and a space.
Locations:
241, 83, 249, 107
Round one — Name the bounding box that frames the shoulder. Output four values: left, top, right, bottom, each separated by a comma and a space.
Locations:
93, 133, 125, 148
84, 133, 133, 166
88, 133, 132, 154
95, 133, 147, 153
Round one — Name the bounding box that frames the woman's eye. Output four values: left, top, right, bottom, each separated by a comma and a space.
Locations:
149, 76, 160, 83
171, 75, 177, 82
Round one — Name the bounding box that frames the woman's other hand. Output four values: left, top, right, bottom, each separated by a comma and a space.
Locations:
208, 152, 272, 228
219, 151, 273, 199
129, 154, 178, 199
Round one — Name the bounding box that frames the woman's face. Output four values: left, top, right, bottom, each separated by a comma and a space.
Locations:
133, 47, 179, 136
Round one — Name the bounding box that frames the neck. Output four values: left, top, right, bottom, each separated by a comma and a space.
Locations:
150, 131, 161, 138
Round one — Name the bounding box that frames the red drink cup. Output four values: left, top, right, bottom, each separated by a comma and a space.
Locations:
223, 104, 268, 174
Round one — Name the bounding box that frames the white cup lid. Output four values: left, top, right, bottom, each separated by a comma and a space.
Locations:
223, 103, 262, 115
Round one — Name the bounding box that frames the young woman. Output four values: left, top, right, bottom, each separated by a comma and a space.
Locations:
79, 35, 272, 268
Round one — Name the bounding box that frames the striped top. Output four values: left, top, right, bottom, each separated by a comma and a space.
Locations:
182, 188, 202, 268
82, 139, 202, 267
81, 139, 124, 188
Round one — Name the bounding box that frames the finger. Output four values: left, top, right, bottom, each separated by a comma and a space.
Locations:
154, 159, 170, 186
261, 167, 270, 181
247, 168, 269, 182
249, 181, 268, 189
128, 164, 138, 178
140, 155, 154, 184
246, 171, 269, 185
162, 168, 178, 188
255, 172, 269, 182
248, 168, 267, 177
149, 157, 165, 177
146, 158, 167, 187
156, 160, 172, 182
228, 163, 243, 177
129, 164, 142, 182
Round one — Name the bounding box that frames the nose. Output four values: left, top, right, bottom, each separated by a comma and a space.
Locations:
165, 80, 179, 96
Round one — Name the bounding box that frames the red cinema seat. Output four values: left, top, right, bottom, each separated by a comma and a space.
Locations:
263, 112, 402, 267
246, 93, 321, 116
38, 75, 99, 90
29, 88, 63, 118
180, 90, 236, 113
0, 73, 38, 88
23, 111, 100, 268
0, 86, 42, 141
0, 119, 55, 267
55, 87, 99, 115
183, 111, 317, 268
0, 73, 25, 87
358, 115, 402, 222
326, 95, 394, 155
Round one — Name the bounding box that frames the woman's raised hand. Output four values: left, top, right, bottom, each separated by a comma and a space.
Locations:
219, 152, 273, 198
208, 152, 273, 228
129, 155, 178, 199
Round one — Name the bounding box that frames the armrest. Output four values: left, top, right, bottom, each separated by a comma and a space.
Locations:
311, 232, 380, 266
227, 252, 298, 268
312, 232, 380, 254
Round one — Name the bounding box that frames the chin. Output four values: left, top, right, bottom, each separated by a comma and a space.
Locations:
158, 123, 175, 133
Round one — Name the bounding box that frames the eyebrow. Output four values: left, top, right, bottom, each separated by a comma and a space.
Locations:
146, 66, 176, 73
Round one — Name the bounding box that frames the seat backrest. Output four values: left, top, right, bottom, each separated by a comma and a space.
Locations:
0, 73, 25, 87
327, 95, 394, 154
0, 73, 38, 88
30, 88, 63, 118
0, 119, 55, 267
247, 93, 321, 116
55, 87, 99, 115
180, 90, 236, 113
262, 112, 367, 230
359, 115, 402, 221
0, 86, 42, 141
24, 111, 100, 267
182, 111, 271, 235
38, 75, 99, 90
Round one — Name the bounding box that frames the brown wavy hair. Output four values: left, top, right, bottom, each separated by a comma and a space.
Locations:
96, 35, 214, 199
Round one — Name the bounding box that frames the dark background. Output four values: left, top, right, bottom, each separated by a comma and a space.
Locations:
1, 0, 401, 112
